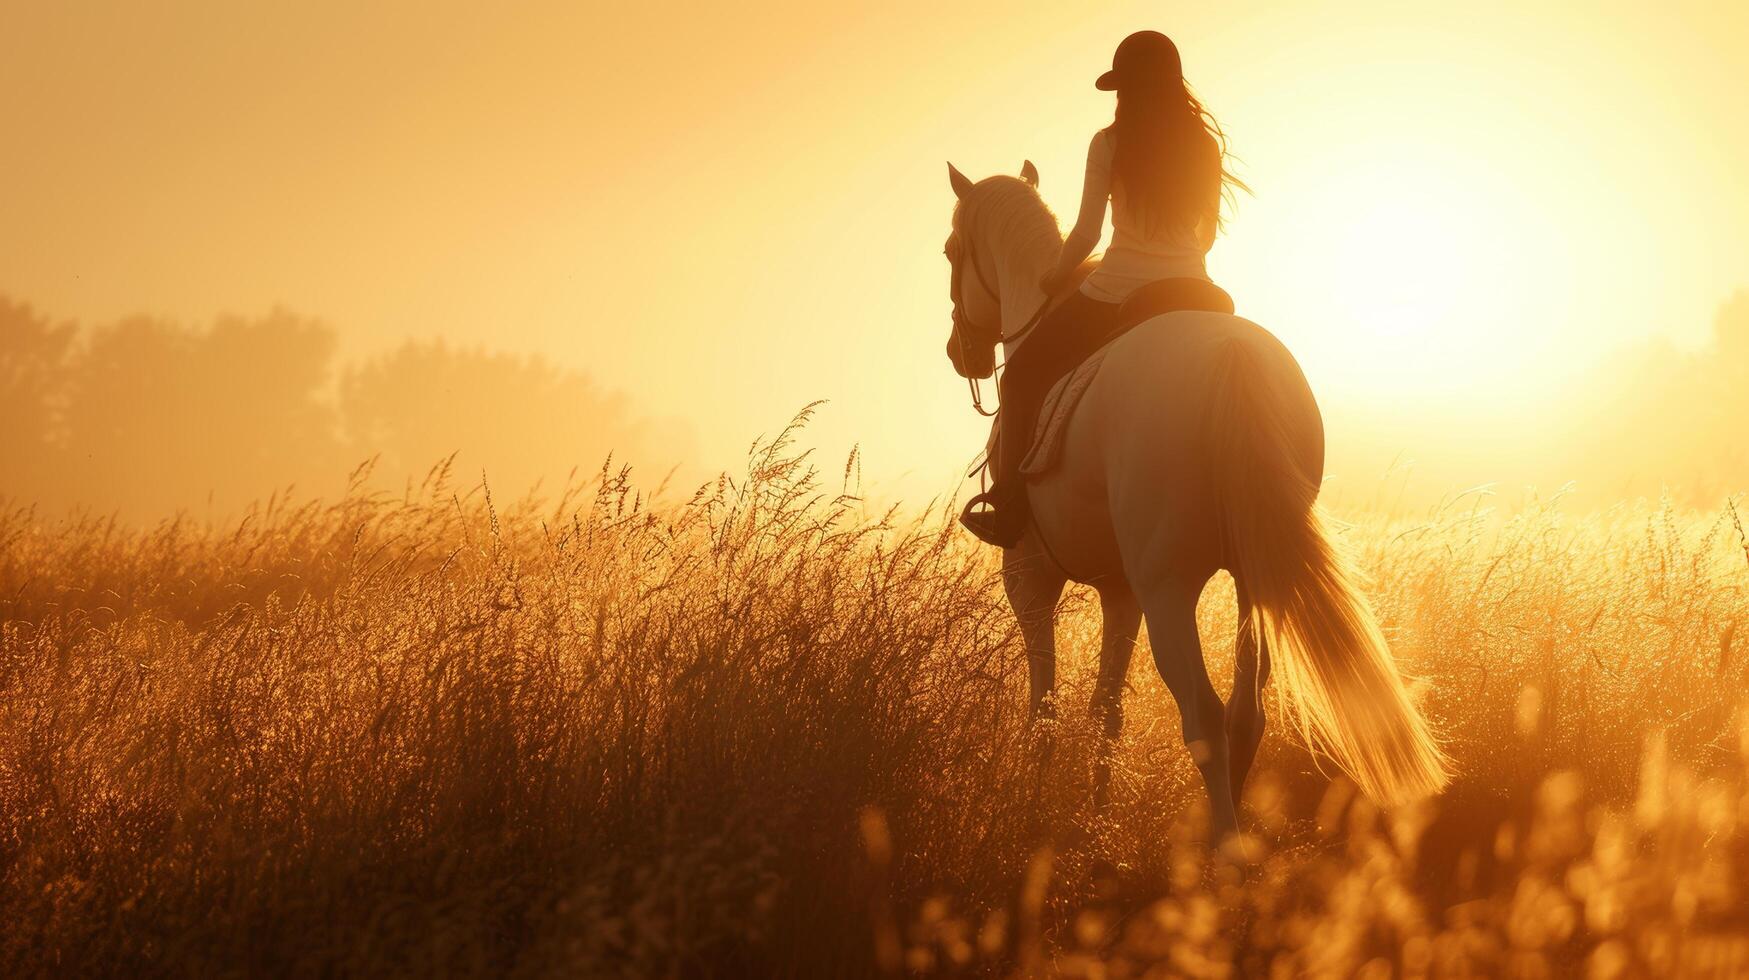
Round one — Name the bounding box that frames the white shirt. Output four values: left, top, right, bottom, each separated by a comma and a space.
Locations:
1071, 127, 1214, 303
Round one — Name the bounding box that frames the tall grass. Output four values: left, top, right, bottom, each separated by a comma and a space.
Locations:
2, 422, 1746, 976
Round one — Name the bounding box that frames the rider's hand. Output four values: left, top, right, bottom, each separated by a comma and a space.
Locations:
1039, 270, 1070, 296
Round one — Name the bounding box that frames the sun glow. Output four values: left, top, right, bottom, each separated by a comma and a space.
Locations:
1202, 122, 1594, 409
2, 0, 1745, 502
1248, 166, 1561, 398
1327, 189, 1485, 344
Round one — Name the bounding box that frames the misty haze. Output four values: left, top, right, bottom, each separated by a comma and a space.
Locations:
3, 3, 1748, 978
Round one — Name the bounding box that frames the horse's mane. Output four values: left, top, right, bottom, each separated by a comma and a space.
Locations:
953, 177, 1064, 275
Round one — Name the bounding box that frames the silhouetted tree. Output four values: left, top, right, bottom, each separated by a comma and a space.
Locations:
341, 341, 691, 497
1558, 290, 1749, 502
59, 310, 343, 516
3, 292, 696, 518
0, 298, 76, 503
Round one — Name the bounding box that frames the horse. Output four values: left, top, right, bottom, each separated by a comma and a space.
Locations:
942, 162, 1449, 839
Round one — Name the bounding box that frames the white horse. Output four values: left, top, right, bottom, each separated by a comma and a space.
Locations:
943, 163, 1448, 838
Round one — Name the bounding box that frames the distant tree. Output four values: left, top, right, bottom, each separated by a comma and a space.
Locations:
341, 341, 690, 497
60, 310, 343, 516
0, 297, 77, 503
1557, 290, 1749, 501
1698, 290, 1749, 490
7, 295, 693, 518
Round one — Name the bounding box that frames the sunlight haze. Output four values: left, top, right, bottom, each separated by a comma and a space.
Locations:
4, 0, 1746, 506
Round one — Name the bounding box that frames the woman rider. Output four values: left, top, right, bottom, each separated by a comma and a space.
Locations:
960, 30, 1248, 547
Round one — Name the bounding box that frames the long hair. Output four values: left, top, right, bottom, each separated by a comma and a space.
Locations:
1111, 78, 1248, 237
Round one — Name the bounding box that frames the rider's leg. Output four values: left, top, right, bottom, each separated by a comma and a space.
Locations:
960, 291, 1120, 547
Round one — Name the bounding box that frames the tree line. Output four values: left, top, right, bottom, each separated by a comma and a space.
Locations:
1, 296, 694, 519
3, 290, 1745, 520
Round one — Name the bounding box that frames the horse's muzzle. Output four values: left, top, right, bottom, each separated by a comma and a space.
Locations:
946, 325, 995, 380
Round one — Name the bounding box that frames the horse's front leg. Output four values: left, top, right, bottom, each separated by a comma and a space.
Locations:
1003, 535, 1068, 724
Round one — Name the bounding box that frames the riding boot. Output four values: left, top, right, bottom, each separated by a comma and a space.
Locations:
959, 416, 1031, 548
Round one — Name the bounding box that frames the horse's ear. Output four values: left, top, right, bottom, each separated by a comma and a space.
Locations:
947, 162, 974, 199
1020, 160, 1039, 187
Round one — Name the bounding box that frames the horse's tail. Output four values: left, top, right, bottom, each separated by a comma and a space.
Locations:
1206, 337, 1450, 806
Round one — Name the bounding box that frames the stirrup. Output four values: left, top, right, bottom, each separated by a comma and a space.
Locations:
959, 490, 1027, 548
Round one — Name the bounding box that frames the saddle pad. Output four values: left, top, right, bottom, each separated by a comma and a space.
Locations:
1003, 285, 1234, 479
1017, 346, 1111, 476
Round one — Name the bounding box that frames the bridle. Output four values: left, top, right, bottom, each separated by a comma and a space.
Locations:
944, 188, 1087, 579
948, 210, 1053, 417
948, 230, 1003, 416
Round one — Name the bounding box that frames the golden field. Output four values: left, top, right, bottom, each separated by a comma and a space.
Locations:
3, 423, 1747, 978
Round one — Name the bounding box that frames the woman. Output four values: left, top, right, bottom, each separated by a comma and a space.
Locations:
960, 30, 1248, 547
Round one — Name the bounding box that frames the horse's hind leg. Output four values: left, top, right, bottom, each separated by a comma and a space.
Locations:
1137, 578, 1238, 841
1226, 583, 1271, 807
1090, 584, 1140, 807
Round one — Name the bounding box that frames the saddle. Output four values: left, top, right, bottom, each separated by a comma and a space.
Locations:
1015, 278, 1235, 476
1116, 277, 1235, 325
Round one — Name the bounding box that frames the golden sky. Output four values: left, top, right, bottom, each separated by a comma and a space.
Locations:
5, 1, 1746, 498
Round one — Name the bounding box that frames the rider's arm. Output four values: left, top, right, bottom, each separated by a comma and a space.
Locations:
1043, 130, 1111, 291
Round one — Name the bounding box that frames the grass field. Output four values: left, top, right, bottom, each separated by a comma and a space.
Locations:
3, 423, 1747, 977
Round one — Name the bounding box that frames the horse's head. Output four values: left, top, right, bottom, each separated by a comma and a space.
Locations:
943, 160, 1041, 380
